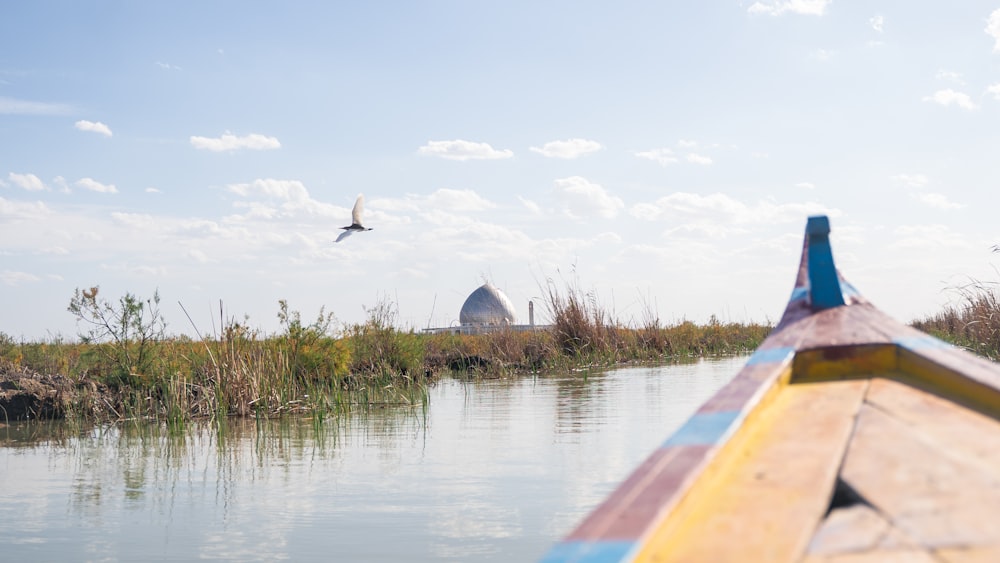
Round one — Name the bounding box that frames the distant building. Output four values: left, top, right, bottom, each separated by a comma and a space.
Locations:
460, 283, 517, 326
424, 283, 546, 335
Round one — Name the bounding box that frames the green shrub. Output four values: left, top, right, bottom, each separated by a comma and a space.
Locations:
67, 286, 167, 385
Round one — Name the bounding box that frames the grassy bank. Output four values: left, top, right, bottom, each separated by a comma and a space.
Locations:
911, 280, 1000, 361
1, 285, 772, 424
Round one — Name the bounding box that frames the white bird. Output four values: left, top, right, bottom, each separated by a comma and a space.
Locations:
335, 194, 373, 242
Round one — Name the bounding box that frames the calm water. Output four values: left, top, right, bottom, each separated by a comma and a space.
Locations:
0, 357, 744, 562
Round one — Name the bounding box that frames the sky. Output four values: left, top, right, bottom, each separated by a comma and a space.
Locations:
3, 1, 1000, 341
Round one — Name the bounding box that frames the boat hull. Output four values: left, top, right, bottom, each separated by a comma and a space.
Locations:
542, 216, 1000, 562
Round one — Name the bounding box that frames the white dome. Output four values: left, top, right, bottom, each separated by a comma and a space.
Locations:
459, 284, 517, 326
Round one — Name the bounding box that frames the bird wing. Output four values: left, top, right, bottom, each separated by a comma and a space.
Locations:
351, 194, 365, 226
335, 230, 354, 243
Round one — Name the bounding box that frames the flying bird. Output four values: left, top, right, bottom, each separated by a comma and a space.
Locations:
335, 194, 373, 242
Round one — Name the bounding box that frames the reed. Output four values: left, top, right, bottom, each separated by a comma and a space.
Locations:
1, 285, 773, 423
539, 278, 770, 366
912, 278, 1000, 360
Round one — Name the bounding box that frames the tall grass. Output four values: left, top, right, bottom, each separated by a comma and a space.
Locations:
2, 285, 772, 423
540, 278, 770, 365
912, 279, 1000, 360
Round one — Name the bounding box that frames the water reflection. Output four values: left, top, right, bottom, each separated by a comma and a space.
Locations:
0, 357, 745, 562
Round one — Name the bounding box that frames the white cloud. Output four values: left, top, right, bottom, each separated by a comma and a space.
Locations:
376, 188, 497, 213
145, 187, 162, 194
76, 178, 118, 194
987, 83, 1000, 100
190, 132, 281, 152
417, 140, 513, 161
8, 172, 47, 191
188, 249, 210, 263
891, 224, 970, 250
796, 182, 816, 190
0, 96, 73, 115
517, 195, 542, 215
677, 139, 699, 149
0, 197, 51, 220
935, 70, 964, 85
529, 138, 602, 159
227, 178, 309, 202
629, 192, 836, 228
686, 153, 713, 165
987, 8, 1000, 52
53, 176, 70, 193
891, 174, 929, 188
225, 178, 342, 219
75, 120, 113, 137
914, 192, 964, 210
425, 188, 496, 211
0, 270, 41, 286
635, 148, 678, 166
810, 49, 835, 61
111, 212, 156, 228
870, 15, 884, 33
155, 61, 181, 70
922, 89, 978, 110
748, 0, 831, 16
552, 176, 624, 219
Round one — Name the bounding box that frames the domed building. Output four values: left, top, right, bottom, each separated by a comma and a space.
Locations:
423, 282, 544, 335
459, 283, 517, 327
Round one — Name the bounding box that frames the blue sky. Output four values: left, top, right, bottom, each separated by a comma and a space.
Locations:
3, 1, 1000, 340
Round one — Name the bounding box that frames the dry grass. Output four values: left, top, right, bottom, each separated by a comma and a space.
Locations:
1, 286, 773, 423
912, 279, 1000, 360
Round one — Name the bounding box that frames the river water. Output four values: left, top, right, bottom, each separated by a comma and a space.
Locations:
0, 356, 745, 562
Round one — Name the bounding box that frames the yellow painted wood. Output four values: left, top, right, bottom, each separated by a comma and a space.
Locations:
897, 348, 1000, 418
865, 376, 1000, 470
935, 546, 1000, 562
801, 548, 938, 563
792, 344, 897, 383
633, 379, 868, 563
840, 381, 1000, 549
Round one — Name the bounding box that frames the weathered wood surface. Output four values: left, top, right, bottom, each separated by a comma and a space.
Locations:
540, 215, 1000, 563
633, 380, 868, 562
806, 503, 918, 557
632, 373, 1000, 562
837, 377, 1000, 554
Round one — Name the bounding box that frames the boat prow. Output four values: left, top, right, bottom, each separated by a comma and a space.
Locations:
542, 215, 1000, 562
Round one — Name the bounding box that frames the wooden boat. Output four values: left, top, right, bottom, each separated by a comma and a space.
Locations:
542, 215, 1000, 562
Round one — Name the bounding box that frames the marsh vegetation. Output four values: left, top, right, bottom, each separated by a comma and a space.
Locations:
0, 283, 771, 424
912, 278, 1000, 361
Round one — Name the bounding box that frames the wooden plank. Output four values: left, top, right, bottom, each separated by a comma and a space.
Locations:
632, 379, 868, 562
807, 504, 892, 556
840, 385, 1000, 549
801, 548, 938, 563
935, 546, 1000, 562
897, 347, 1000, 418
865, 377, 1000, 470
794, 305, 894, 350
806, 501, 924, 556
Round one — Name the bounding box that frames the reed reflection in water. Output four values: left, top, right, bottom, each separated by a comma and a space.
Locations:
0, 356, 744, 562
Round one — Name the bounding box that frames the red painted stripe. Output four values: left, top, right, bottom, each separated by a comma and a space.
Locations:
566, 445, 711, 541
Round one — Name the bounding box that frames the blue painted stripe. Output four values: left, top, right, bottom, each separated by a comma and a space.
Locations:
894, 335, 954, 350
747, 346, 795, 366
806, 215, 846, 310
663, 411, 740, 447
841, 280, 861, 299
789, 286, 808, 302
539, 540, 635, 563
